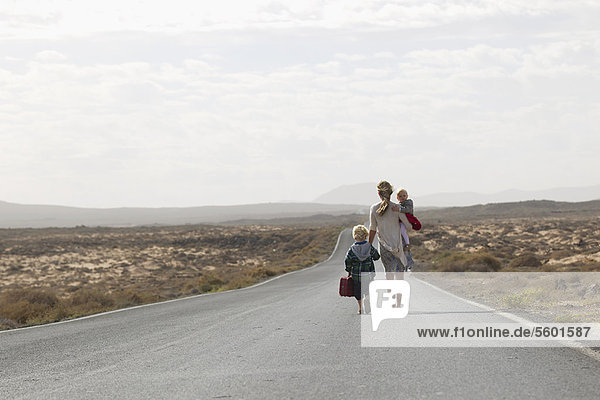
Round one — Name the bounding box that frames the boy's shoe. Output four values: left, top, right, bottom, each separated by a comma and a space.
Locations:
403, 244, 411, 251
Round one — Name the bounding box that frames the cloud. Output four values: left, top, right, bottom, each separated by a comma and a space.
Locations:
34, 50, 68, 62
1, 1, 599, 206
2, 0, 599, 38
2, 34, 598, 203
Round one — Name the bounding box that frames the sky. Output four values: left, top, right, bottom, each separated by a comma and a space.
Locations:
1, 0, 599, 208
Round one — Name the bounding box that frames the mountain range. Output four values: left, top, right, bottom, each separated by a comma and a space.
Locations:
314, 183, 600, 208
0, 201, 367, 229
2, 183, 599, 228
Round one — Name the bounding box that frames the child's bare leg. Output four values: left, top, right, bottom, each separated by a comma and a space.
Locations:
401, 223, 410, 249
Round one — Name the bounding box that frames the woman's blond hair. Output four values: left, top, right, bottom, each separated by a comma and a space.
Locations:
352, 224, 369, 241
376, 180, 393, 215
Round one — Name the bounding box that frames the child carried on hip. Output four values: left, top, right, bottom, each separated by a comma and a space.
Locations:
392, 188, 418, 271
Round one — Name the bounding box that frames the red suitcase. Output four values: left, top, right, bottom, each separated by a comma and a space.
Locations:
339, 276, 354, 297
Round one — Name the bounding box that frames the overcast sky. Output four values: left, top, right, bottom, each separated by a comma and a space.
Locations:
1, 1, 599, 208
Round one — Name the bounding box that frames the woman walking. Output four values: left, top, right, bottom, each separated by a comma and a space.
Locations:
368, 180, 411, 280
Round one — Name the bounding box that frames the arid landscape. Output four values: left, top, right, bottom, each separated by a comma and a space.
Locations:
0, 218, 361, 330
1, 200, 599, 330
408, 210, 600, 324
411, 216, 600, 272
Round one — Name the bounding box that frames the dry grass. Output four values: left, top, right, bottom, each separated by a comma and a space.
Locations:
2, 213, 599, 329
429, 251, 502, 272
0, 222, 354, 329
409, 215, 600, 322
410, 216, 600, 272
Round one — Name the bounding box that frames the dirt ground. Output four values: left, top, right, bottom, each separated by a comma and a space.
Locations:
410, 216, 600, 270
0, 224, 343, 302
1, 214, 599, 329
408, 215, 600, 323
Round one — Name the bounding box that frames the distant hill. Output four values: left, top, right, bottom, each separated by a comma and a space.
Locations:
314, 183, 600, 207
418, 199, 600, 223
0, 201, 368, 229
2, 196, 598, 229
314, 183, 381, 206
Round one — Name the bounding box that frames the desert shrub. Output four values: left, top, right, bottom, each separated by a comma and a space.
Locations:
541, 262, 600, 272
508, 253, 542, 269
408, 236, 422, 246
580, 263, 600, 271
199, 283, 213, 292
0, 288, 61, 325
246, 266, 277, 278
541, 263, 565, 272
111, 289, 159, 308
3, 288, 59, 307
222, 265, 280, 290
69, 289, 115, 309
225, 276, 256, 290
0, 223, 344, 329
489, 246, 517, 259
0, 318, 18, 330
432, 251, 502, 272
549, 249, 573, 260
196, 274, 226, 293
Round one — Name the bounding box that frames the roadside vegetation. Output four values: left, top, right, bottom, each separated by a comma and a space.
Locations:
0, 219, 362, 330
2, 211, 599, 330
411, 216, 600, 273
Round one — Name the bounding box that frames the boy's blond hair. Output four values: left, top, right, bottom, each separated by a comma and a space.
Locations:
397, 188, 408, 197
352, 224, 369, 241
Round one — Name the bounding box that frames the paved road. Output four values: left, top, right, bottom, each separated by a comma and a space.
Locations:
2, 229, 600, 399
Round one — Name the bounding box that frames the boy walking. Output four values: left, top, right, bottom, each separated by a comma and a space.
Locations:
345, 225, 380, 314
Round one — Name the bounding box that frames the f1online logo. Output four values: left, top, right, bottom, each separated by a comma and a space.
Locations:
369, 280, 411, 331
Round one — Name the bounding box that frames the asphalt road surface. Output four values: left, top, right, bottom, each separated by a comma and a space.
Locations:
2, 229, 600, 399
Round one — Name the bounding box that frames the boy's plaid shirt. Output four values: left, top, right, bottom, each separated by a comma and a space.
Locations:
344, 245, 380, 280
